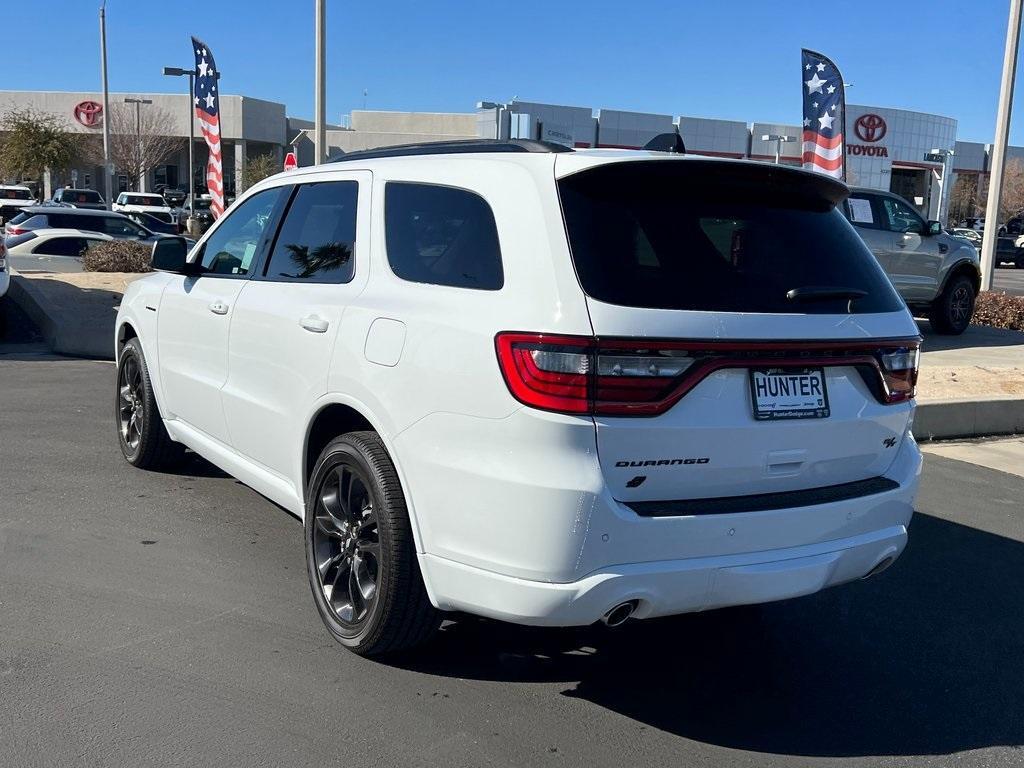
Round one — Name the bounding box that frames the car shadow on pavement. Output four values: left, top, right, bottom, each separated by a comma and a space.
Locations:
918, 319, 1024, 350
400, 513, 1024, 758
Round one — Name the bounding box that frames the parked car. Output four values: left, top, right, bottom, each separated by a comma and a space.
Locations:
4, 206, 170, 245
0, 234, 9, 299
154, 186, 187, 208
999, 236, 1024, 268
843, 188, 981, 334
180, 194, 215, 230
50, 188, 106, 210
950, 227, 981, 248
113, 192, 176, 227
0, 185, 37, 224
115, 141, 922, 656
4, 228, 112, 259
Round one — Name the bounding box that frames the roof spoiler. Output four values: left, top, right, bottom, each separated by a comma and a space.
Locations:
643, 133, 686, 154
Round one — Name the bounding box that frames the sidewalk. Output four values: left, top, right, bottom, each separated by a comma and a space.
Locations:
8, 268, 1024, 439
915, 322, 1024, 440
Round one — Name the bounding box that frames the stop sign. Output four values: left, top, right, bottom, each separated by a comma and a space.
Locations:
283, 151, 297, 171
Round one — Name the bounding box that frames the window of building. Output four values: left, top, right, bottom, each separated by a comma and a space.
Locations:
197, 187, 283, 276
384, 182, 503, 290
263, 182, 357, 283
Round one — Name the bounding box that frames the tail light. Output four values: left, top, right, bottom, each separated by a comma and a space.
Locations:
0, 239, 5, 271
496, 333, 921, 417
878, 346, 920, 403
5, 225, 27, 236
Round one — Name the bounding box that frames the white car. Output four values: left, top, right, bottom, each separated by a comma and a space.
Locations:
113, 192, 177, 227
0, 237, 9, 298
114, 140, 923, 656
0, 185, 37, 224
4, 228, 112, 260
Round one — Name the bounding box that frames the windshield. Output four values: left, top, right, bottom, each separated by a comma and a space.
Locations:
191, 198, 212, 211
558, 161, 903, 315
2, 188, 32, 200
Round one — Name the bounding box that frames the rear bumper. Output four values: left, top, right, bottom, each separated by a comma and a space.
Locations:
407, 412, 921, 626
421, 523, 907, 626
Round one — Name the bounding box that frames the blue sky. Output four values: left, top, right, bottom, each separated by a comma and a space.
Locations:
3, 0, 1019, 143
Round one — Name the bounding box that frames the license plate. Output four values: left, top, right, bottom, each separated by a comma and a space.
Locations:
749, 367, 830, 420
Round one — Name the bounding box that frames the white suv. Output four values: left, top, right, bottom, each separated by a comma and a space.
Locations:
114, 140, 923, 656
113, 192, 177, 226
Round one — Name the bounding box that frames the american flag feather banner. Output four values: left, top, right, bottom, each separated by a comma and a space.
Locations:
192, 36, 225, 218
801, 49, 846, 181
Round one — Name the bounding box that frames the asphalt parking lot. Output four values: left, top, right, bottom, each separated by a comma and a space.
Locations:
2, 341, 1024, 767
993, 266, 1024, 296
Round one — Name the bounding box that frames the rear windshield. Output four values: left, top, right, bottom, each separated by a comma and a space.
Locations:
127, 195, 163, 206
558, 161, 903, 315
192, 198, 212, 210
2, 188, 32, 200
67, 190, 102, 203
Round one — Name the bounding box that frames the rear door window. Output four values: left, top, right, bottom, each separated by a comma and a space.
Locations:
384, 182, 503, 290
263, 182, 357, 283
33, 237, 88, 257
845, 194, 882, 230
558, 160, 903, 315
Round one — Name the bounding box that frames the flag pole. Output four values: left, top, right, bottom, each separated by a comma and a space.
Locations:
99, 1, 112, 207
980, 0, 1024, 292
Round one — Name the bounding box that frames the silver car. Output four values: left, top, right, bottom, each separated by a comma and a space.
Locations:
843, 188, 980, 335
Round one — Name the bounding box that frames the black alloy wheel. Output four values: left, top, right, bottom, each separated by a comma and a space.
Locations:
114, 338, 184, 469
312, 462, 381, 628
304, 432, 439, 656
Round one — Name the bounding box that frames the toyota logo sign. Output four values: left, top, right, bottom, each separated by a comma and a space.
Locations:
73, 101, 103, 128
854, 113, 887, 143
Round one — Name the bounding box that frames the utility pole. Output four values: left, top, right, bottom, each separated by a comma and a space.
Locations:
981, 0, 1024, 291
314, 0, 327, 164
99, 1, 112, 207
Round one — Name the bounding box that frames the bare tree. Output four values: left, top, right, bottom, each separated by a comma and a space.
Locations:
947, 173, 979, 226
83, 103, 180, 190
979, 158, 1024, 225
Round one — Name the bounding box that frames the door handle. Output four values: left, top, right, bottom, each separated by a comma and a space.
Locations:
209, 300, 229, 315
299, 315, 329, 333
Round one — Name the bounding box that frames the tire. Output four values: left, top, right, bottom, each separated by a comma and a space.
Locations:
115, 338, 185, 469
305, 431, 440, 657
928, 274, 976, 335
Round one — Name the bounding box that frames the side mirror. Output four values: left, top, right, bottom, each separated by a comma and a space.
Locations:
927, 220, 942, 236
151, 236, 201, 275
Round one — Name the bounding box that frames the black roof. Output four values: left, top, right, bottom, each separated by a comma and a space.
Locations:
329, 138, 573, 163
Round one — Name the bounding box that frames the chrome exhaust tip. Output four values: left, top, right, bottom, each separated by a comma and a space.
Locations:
601, 601, 637, 627
862, 556, 895, 580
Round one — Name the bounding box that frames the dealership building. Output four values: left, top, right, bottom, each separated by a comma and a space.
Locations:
0, 89, 1008, 223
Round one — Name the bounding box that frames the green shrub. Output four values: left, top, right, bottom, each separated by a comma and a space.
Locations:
82, 240, 152, 273
972, 290, 1024, 331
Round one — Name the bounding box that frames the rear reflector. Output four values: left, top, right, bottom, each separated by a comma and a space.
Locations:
496, 333, 921, 417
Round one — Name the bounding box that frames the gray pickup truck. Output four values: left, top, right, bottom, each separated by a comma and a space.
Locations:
843, 187, 980, 335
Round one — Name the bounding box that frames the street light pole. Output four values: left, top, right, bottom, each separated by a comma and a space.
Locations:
761, 134, 796, 164
124, 97, 152, 191
981, 0, 1024, 291
99, 1, 112, 208
162, 67, 195, 233
314, 0, 327, 164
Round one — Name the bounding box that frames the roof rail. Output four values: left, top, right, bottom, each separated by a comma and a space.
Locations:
328, 138, 573, 163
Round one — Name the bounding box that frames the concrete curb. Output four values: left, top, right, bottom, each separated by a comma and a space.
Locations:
913, 396, 1024, 441
7, 272, 115, 360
